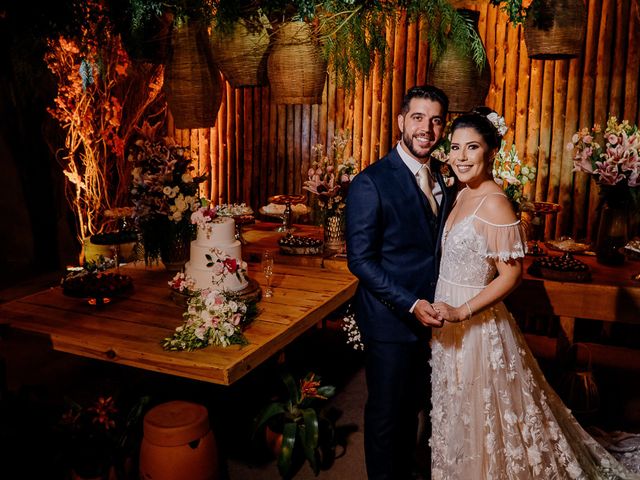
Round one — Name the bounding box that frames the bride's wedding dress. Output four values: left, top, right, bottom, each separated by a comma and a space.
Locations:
430, 194, 638, 479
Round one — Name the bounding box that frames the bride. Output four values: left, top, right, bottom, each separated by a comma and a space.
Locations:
429, 107, 638, 479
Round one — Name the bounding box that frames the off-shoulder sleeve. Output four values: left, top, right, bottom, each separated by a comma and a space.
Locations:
472, 216, 527, 261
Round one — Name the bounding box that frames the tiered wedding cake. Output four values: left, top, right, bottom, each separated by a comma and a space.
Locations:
184, 213, 249, 292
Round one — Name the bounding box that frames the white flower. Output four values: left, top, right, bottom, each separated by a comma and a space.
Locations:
487, 112, 508, 136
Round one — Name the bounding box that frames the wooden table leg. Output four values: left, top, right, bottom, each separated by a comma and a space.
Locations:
557, 316, 576, 365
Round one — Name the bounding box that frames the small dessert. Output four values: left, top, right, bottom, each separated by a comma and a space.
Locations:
528, 252, 591, 282
261, 203, 309, 216
279, 234, 323, 255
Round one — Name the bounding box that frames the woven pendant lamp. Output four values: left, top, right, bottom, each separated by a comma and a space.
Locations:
427, 9, 491, 113
267, 21, 327, 105
164, 21, 222, 129
210, 18, 270, 88
524, 0, 587, 59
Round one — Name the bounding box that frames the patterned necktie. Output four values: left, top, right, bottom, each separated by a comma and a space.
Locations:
418, 165, 438, 216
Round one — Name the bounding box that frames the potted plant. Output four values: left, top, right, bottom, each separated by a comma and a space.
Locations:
56, 394, 150, 480
254, 371, 336, 479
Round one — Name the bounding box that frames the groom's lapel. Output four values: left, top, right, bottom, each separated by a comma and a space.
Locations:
433, 160, 455, 260
387, 150, 434, 242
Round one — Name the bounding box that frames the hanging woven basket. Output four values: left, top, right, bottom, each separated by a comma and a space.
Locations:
210, 18, 270, 88
164, 21, 222, 129
267, 21, 327, 105
427, 9, 491, 113
524, 0, 587, 59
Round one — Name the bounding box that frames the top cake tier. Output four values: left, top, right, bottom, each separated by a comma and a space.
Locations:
196, 216, 236, 246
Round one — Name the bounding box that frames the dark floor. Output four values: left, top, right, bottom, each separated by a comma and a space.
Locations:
1, 275, 640, 480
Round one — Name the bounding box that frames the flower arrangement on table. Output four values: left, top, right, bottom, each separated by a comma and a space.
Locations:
162, 288, 257, 350
129, 135, 206, 263
567, 116, 640, 207
303, 130, 359, 216
492, 140, 537, 208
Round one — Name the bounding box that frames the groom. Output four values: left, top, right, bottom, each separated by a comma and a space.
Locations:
346, 85, 455, 480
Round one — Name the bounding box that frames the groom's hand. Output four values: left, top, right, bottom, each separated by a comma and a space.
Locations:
413, 299, 444, 328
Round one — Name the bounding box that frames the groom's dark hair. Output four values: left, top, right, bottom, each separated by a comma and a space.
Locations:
400, 85, 449, 117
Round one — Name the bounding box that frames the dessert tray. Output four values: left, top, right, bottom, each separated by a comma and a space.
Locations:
527, 252, 591, 282
278, 234, 324, 255
545, 238, 591, 254
624, 239, 640, 260
62, 271, 133, 303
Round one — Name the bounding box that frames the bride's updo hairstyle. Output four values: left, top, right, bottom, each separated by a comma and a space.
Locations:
450, 106, 503, 151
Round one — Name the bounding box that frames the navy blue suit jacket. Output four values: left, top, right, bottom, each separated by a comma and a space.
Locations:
345, 148, 455, 342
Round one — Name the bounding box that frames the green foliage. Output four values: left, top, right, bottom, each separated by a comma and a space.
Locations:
489, 0, 549, 26
318, 0, 487, 90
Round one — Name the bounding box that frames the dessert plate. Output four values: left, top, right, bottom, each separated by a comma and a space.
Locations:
545, 239, 590, 254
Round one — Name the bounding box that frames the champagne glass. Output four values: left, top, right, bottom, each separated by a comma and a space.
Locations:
262, 250, 274, 298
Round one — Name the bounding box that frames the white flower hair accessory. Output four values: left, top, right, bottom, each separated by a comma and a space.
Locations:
486, 112, 508, 136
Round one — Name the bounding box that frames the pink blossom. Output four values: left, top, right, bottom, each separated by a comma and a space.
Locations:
607, 134, 619, 145
594, 160, 625, 186
212, 263, 225, 275
231, 313, 242, 326
583, 135, 593, 144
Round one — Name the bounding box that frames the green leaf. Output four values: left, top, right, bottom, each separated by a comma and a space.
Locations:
316, 385, 336, 399
281, 372, 301, 406
277, 422, 297, 477
253, 403, 286, 437
301, 407, 319, 451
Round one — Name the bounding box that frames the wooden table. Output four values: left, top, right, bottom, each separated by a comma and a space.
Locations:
506, 254, 640, 358
0, 262, 357, 386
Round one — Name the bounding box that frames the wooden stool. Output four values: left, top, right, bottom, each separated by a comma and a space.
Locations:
139, 400, 219, 480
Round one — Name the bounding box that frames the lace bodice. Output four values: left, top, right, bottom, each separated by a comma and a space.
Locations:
439, 213, 526, 290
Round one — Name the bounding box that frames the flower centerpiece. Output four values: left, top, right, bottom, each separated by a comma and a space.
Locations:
162, 288, 257, 350
129, 133, 206, 267
253, 371, 337, 478
303, 130, 358, 250
492, 140, 537, 209
567, 116, 640, 264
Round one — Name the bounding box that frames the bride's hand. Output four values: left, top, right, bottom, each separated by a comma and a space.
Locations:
413, 299, 444, 328
431, 302, 466, 323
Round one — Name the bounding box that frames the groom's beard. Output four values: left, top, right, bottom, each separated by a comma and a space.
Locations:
402, 131, 436, 160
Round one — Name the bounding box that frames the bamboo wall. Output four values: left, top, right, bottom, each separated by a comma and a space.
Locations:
169, 0, 640, 241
